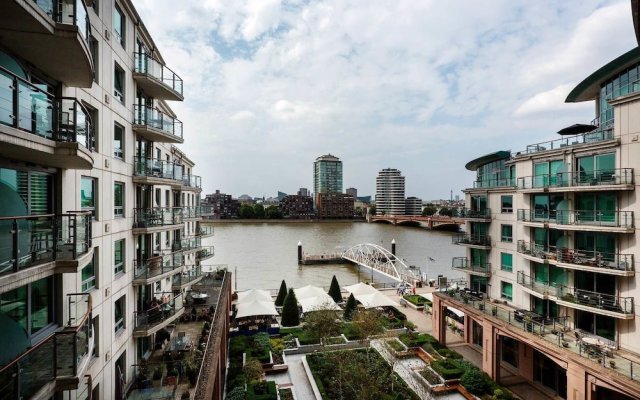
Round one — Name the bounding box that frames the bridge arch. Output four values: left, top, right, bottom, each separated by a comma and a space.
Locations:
342, 243, 421, 285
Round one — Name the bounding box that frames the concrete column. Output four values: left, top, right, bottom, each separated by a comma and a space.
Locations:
482, 319, 500, 380
464, 315, 473, 344
432, 294, 447, 344
518, 341, 534, 382
566, 361, 588, 400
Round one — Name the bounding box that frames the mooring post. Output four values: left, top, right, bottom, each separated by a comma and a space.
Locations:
298, 241, 303, 264
391, 238, 396, 256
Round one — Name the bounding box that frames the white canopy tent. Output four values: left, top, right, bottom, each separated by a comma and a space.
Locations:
343, 282, 378, 296
298, 293, 341, 313
236, 299, 279, 319
448, 307, 464, 318
237, 289, 273, 304
353, 291, 400, 308
294, 285, 327, 300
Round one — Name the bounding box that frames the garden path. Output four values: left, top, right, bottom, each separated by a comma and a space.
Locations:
281, 353, 317, 400
371, 339, 432, 399
380, 288, 434, 332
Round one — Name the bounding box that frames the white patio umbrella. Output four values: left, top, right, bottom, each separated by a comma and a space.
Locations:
343, 282, 378, 296
353, 291, 400, 308
236, 299, 279, 319
294, 285, 326, 300
298, 293, 341, 313
237, 289, 273, 304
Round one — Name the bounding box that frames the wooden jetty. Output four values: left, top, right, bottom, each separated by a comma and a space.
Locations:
298, 253, 350, 265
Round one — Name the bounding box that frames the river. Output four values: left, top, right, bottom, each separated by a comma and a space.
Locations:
202, 221, 465, 291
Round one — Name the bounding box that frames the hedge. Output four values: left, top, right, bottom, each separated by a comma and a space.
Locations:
430, 360, 465, 380
247, 381, 277, 400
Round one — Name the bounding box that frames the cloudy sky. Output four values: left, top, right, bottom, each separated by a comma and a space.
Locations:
134, 0, 637, 200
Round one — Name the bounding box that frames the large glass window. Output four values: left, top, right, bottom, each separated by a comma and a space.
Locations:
0, 277, 53, 337
81, 253, 96, 292
577, 153, 615, 184
113, 5, 125, 47
500, 224, 513, 242
470, 275, 487, 293
575, 231, 616, 261
501, 336, 519, 367
114, 63, 124, 103
114, 239, 124, 275
533, 298, 558, 319
114, 123, 124, 159
81, 176, 96, 218
533, 194, 564, 220
114, 182, 124, 218
500, 253, 512, 272
470, 248, 487, 267
533, 160, 563, 188
576, 310, 616, 341
501, 281, 513, 301
500, 195, 512, 213
475, 159, 514, 188
575, 193, 616, 223
114, 295, 125, 333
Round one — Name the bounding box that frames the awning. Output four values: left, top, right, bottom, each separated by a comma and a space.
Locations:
294, 285, 327, 300
343, 282, 378, 296
236, 299, 278, 319
298, 293, 341, 313
448, 307, 464, 318
237, 289, 272, 304
353, 291, 399, 308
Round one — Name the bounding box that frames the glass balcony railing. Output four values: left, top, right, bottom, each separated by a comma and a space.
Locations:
0, 293, 92, 399
172, 266, 203, 288
133, 252, 184, 282
180, 237, 201, 251
521, 127, 614, 156
183, 206, 201, 219
182, 174, 202, 189
133, 157, 184, 181
452, 234, 491, 247
196, 246, 215, 261
134, 292, 184, 333
0, 66, 94, 149
133, 207, 183, 229
472, 178, 515, 189
517, 241, 634, 272
196, 225, 214, 237
0, 212, 92, 277
517, 209, 633, 228
517, 168, 633, 190
457, 208, 491, 219
133, 104, 183, 140
451, 257, 491, 275
134, 53, 183, 97
33, 0, 91, 41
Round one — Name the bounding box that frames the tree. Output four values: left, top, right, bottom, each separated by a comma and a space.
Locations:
281, 289, 300, 327
265, 205, 282, 219
328, 275, 342, 303
253, 204, 265, 218
243, 358, 263, 384
238, 204, 255, 218
439, 206, 453, 217
369, 205, 376, 216
304, 305, 342, 346
274, 280, 287, 307
460, 367, 489, 395
352, 309, 384, 345
422, 203, 437, 216
344, 293, 357, 320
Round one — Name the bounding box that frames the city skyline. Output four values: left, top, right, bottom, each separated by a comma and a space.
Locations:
133, 0, 637, 200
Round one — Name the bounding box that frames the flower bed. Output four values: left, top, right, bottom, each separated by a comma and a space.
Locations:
402, 294, 428, 306
324, 336, 347, 345
247, 381, 277, 400
278, 387, 294, 400
279, 327, 320, 345
430, 359, 465, 380
399, 332, 435, 348
420, 367, 443, 386
386, 338, 407, 352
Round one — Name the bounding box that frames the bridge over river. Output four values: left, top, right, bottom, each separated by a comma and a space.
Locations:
369, 215, 464, 230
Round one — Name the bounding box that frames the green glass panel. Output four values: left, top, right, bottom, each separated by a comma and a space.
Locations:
534, 263, 548, 284
549, 266, 566, 287
30, 277, 51, 334
0, 285, 27, 332
500, 252, 512, 271
81, 177, 94, 208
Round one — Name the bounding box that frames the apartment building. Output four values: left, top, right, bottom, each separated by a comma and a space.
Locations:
0, 1, 219, 399
433, 3, 640, 399
375, 168, 405, 216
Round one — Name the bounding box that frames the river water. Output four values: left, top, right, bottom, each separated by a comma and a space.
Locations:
202, 222, 464, 291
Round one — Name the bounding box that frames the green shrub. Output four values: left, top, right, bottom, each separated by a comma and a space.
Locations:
230, 336, 248, 357
275, 280, 287, 307
438, 348, 463, 359
225, 385, 246, 400
386, 339, 406, 352
399, 333, 431, 348
459, 367, 489, 395
328, 275, 343, 303
430, 360, 465, 380
281, 289, 300, 327
344, 293, 357, 320
402, 294, 427, 305
246, 381, 277, 400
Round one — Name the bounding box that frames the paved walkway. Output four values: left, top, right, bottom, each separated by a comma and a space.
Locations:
371, 339, 432, 399
278, 353, 317, 400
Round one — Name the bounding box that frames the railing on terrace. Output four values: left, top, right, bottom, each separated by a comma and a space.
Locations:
180, 237, 201, 251
439, 290, 640, 381
0, 212, 92, 277
173, 266, 203, 287
183, 206, 201, 219
457, 208, 492, 219
452, 234, 492, 247
517, 168, 634, 190
133, 104, 183, 140
134, 53, 184, 97
134, 292, 183, 332
33, 0, 91, 41
183, 175, 202, 188
196, 246, 215, 261
451, 257, 491, 274
521, 127, 614, 155
472, 178, 515, 189
0, 66, 94, 149
517, 241, 634, 272
517, 240, 550, 259
0, 293, 92, 399
518, 209, 634, 228
133, 207, 183, 228
133, 252, 184, 281
196, 225, 214, 237
133, 156, 184, 181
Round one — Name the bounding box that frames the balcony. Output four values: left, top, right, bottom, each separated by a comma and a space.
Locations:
172, 266, 203, 290
133, 207, 183, 233
457, 208, 492, 221
517, 209, 634, 233
0, 0, 93, 87
182, 174, 202, 190
133, 53, 184, 101
133, 104, 183, 144
133, 157, 185, 185
132, 252, 185, 286
517, 168, 634, 192
183, 206, 201, 219
196, 246, 215, 262
471, 178, 515, 189
519, 127, 615, 156
0, 212, 93, 289
179, 237, 202, 252
452, 234, 491, 249
516, 271, 633, 319
451, 257, 491, 277
0, 68, 94, 169
0, 293, 93, 399
196, 224, 214, 238
133, 293, 184, 337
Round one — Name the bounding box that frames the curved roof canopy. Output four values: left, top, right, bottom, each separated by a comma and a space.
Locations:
465, 151, 511, 171
566, 47, 640, 103
633, 0, 640, 45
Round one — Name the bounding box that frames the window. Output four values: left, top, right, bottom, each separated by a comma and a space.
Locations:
114, 239, 124, 275
1, 277, 54, 336
114, 182, 124, 217
501, 252, 513, 272
501, 281, 513, 301
89, 36, 99, 83
114, 123, 124, 158
81, 176, 96, 218
113, 5, 125, 47
81, 253, 96, 292
91, 315, 99, 357
114, 63, 124, 103
501, 195, 513, 213
501, 224, 513, 242
114, 295, 125, 333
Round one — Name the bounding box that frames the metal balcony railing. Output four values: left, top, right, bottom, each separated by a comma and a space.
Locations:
134, 293, 183, 333
133, 252, 184, 282
521, 127, 614, 155
134, 53, 183, 97
196, 246, 215, 261
457, 208, 491, 219
518, 209, 634, 228
0, 212, 92, 277
0, 66, 94, 149
196, 225, 214, 237
517, 240, 550, 259
452, 234, 491, 247
472, 178, 515, 189
517, 168, 634, 190
133, 207, 183, 228
133, 157, 184, 181
0, 293, 93, 399
182, 206, 201, 219
182, 174, 202, 188
451, 257, 491, 274
33, 0, 91, 41
133, 104, 183, 140
555, 247, 634, 272
172, 266, 203, 287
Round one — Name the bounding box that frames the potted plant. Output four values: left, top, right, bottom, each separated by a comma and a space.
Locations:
491, 306, 498, 317
609, 360, 616, 369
